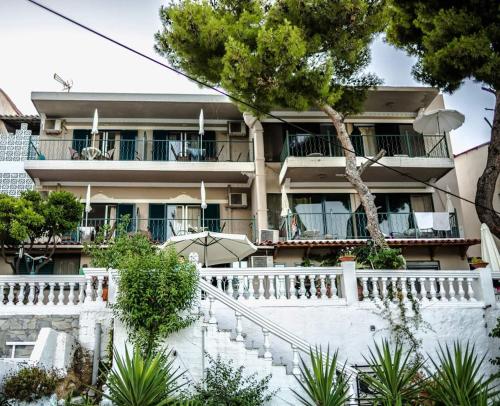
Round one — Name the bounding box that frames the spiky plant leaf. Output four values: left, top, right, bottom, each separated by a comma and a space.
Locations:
292, 346, 351, 406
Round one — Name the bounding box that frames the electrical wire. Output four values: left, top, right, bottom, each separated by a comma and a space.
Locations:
25, 0, 500, 217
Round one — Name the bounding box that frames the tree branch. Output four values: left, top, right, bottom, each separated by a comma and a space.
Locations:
482, 86, 496, 95
358, 149, 386, 175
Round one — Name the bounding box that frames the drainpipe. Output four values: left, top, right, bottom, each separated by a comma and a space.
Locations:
91, 322, 102, 386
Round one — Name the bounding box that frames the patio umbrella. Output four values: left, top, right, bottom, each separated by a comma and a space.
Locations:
446, 185, 455, 214
413, 109, 464, 134
161, 231, 257, 267
84, 184, 92, 226
481, 223, 500, 272
91, 109, 99, 148
280, 184, 290, 217
199, 109, 204, 158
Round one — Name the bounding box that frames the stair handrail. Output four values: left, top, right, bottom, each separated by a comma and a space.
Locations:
200, 278, 358, 378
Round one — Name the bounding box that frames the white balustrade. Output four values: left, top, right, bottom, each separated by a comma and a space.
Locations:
199, 267, 344, 301
356, 271, 482, 305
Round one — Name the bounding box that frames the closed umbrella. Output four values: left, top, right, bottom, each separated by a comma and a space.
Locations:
481, 223, 500, 272
199, 109, 204, 159
85, 184, 92, 226
91, 109, 99, 147
161, 231, 257, 267
413, 109, 464, 134
280, 184, 290, 217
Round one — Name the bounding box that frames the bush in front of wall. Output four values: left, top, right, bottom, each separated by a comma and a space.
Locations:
188, 355, 276, 406
368, 247, 405, 270
3, 365, 59, 402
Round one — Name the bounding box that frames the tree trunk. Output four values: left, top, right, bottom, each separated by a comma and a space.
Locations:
476, 91, 500, 238
321, 104, 388, 249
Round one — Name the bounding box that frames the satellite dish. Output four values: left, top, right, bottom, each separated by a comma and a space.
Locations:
53, 73, 73, 92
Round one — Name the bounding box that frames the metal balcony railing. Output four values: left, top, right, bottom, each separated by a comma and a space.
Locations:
27, 137, 254, 162
280, 132, 450, 162
65, 217, 256, 244
279, 211, 459, 240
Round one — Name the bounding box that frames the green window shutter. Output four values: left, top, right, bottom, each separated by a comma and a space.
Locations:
119, 130, 137, 161
72, 129, 91, 153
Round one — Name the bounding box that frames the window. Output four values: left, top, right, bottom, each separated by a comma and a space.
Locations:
406, 261, 440, 271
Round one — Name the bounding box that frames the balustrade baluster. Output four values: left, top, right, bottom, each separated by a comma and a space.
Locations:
331, 276, 339, 300
56, 282, 64, 305
247, 276, 255, 300
466, 278, 476, 302
380, 277, 388, 300
237, 276, 244, 300
6, 283, 15, 305
37, 282, 45, 306
18, 283, 26, 305
391, 278, 398, 303
429, 278, 438, 302
262, 329, 272, 360
418, 278, 428, 302
289, 275, 297, 300
268, 275, 276, 300
372, 277, 380, 302
78, 282, 85, 304
227, 275, 234, 298
278, 275, 286, 299
257, 275, 265, 299
215, 276, 222, 291
361, 277, 369, 301
457, 278, 465, 302
447, 277, 457, 302
47, 282, 56, 305
438, 277, 448, 302
84, 276, 93, 304
68, 282, 75, 305
408, 278, 417, 302
27, 282, 35, 305
208, 295, 217, 324
401, 277, 408, 303
298, 275, 306, 299
292, 345, 300, 376
319, 275, 327, 299
235, 311, 244, 342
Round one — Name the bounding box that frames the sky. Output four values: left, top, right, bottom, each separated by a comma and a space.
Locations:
0, 0, 494, 154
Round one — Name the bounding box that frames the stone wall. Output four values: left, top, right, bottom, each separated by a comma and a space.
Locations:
0, 315, 79, 358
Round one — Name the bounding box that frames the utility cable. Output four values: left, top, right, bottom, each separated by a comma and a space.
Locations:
25, 0, 500, 216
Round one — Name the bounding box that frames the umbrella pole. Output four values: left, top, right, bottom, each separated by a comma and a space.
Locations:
204, 235, 208, 268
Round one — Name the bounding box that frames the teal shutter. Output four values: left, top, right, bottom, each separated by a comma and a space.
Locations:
119, 130, 137, 161
149, 204, 167, 242
204, 204, 220, 232
72, 130, 91, 153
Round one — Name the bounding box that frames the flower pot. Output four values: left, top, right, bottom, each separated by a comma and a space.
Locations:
339, 255, 356, 262
471, 261, 488, 269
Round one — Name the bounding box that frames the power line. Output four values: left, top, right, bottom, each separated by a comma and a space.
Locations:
25, 0, 500, 217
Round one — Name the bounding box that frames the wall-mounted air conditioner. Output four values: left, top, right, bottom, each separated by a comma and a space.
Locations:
229, 192, 248, 208
227, 121, 246, 136
259, 229, 279, 243
44, 119, 63, 135
250, 256, 273, 268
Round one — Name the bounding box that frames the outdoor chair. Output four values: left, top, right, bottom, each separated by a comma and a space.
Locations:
69, 147, 80, 160
102, 148, 114, 160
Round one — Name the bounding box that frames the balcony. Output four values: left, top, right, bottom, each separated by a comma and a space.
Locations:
25, 137, 255, 184
279, 211, 459, 240
279, 133, 454, 183
66, 217, 256, 244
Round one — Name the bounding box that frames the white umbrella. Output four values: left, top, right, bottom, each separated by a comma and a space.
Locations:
446, 185, 455, 214
199, 109, 204, 159
161, 231, 257, 267
481, 223, 500, 272
280, 184, 290, 217
84, 184, 92, 226
91, 109, 99, 148
200, 181, 207, 210
413, 109, 464, 134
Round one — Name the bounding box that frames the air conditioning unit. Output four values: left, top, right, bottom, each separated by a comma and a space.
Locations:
227, 121, 247, 136
44, 119, 63, 135
250, 256, 273, 268
229, 192, 247, 208
259, 229, 279, 243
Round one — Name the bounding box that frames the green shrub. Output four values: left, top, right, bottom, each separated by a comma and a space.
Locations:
189, 356, 275, 405
3, 366, 59, 402
293, 346, 351, 406
368, 248, 405, 270
101, 346, 186, 406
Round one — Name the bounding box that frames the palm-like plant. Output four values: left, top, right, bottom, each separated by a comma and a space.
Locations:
292, 346, 351, 406
361, 340, 425, 405
427, 342, 499, 406
102, 347, 186, 406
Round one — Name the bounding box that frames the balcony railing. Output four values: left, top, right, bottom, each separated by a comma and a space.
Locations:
66, 217, 256, 244
280, 132, 450, 162
28, 137, 254, 162
279, 211, 459, 240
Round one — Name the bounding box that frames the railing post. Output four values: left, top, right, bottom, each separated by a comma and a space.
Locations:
478, 266, 496, 305
342, 261, 358, 305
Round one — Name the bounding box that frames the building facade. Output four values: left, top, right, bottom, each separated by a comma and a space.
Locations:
0, 87, 479, 274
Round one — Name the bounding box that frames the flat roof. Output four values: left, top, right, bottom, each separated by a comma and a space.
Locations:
31, 86, 440, 119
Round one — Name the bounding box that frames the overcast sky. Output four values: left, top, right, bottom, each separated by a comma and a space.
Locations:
0, 0, 494, 154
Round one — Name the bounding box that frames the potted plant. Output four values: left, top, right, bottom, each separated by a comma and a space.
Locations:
470, 257, 489, 269
338, 247, 356, 262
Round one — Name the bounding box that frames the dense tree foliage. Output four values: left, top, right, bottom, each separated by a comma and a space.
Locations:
385, 0, 500, 238
155, 0, 389, 247
0, 190, 82, 273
